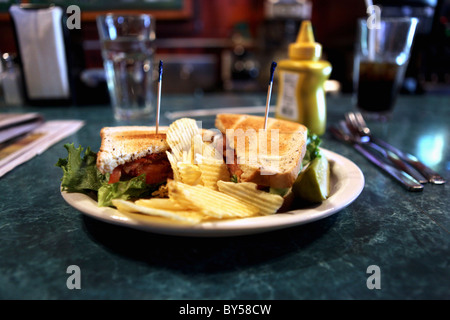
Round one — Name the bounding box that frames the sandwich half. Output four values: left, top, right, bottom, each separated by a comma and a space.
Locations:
96, 126, 173, 185
215, 114, 308, 190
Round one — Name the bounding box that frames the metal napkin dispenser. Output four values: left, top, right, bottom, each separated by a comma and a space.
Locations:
9, 5, 73, 105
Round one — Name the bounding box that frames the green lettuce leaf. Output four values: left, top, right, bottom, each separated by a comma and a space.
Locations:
56, 143, 162, 207
302, 131, 322, 167
97, 175, 162, 207
56, 143, 106, 193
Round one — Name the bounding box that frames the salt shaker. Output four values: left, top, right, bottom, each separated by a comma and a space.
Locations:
1, 53, 24, 106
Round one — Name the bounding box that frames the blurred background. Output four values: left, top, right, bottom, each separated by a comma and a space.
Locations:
0, 0, 448, 106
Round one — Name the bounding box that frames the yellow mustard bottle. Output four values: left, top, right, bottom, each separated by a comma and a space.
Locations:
275, 20, 332, 136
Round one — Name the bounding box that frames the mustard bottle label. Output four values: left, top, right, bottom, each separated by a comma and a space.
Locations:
277, 71, 299, 121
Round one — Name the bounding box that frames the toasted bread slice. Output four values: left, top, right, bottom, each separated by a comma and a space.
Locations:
96, 126, 170, 174
215, 114, 307, 188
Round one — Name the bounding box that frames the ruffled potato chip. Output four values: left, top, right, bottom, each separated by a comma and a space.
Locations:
167, 180, 258, 219
166, 151, 181, 181
135, 198, 184, 210
166, 118, 199, 161
178, 162, 202, 185
196, 155, 230, 190
217, 181, 284, 215
112, 199, 204, 224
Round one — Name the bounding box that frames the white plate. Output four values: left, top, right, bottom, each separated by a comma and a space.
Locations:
61, 149, 364, 237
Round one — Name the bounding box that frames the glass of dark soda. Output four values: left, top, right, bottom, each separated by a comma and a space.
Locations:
353, 17, 418, 121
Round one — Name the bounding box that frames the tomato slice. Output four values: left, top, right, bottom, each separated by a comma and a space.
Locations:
138, 163, 172, 184
108, 166, 122, 184
108, 154, 173, 185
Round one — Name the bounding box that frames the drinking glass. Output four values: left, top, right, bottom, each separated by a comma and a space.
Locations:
97, 14, 156, 121
353, 17, 418, 121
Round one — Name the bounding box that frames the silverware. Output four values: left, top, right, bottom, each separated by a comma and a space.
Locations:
330, 126, 424, 192
345, 111, 446, 184
344, 114, 427, 184
338, 121, 424, 182
338, 121, 425, 184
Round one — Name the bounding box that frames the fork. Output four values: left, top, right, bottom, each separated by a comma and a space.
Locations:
345, 111, 446, 185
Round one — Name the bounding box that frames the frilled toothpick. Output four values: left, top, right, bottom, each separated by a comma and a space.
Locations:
156, 60, 163, 134
264, 61, 277, 130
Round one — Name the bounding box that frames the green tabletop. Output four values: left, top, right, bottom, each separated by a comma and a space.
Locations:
0, 93, 448, 300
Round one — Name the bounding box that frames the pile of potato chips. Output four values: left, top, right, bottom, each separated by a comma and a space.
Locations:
112, 118, 284, 224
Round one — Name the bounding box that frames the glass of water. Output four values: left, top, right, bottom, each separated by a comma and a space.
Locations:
97, 14, 156, 121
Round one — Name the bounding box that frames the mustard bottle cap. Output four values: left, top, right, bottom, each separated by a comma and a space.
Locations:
289, 20, 322, 61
